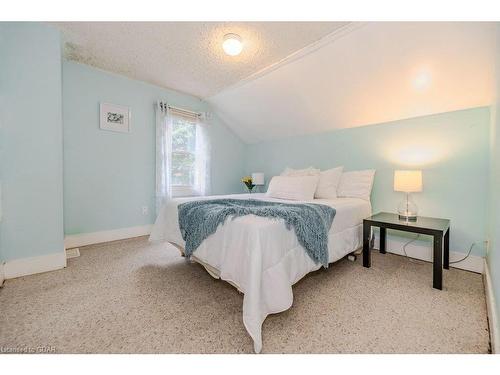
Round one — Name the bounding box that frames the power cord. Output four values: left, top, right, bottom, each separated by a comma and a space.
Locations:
401, 236, 482, 265
449, 242, 476, 264
401, 234, 426, 264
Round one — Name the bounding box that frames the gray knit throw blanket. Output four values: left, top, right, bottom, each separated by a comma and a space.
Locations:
178, 199, 336, 267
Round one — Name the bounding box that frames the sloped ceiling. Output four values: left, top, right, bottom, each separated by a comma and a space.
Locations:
208, 22, 496, 143
51, 22, 348, 98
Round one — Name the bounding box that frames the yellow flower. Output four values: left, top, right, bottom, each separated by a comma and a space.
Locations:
241, 176, 252, 183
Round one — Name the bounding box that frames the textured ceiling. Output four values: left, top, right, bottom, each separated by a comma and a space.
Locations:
209, 22, 496, 143
51, 22, 348, 98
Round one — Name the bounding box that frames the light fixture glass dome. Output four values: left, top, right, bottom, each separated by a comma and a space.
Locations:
222, 33, 243, 56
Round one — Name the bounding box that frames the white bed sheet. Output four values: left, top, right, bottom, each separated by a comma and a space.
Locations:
149, 193, 371, 353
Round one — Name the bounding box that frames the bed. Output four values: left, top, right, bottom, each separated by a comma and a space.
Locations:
149, 192, 372, 353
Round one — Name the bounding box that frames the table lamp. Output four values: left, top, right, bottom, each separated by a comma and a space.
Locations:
394, 170, 422, 221
252, 173, 265, 192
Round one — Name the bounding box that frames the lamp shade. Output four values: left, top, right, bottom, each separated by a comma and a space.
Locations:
251, 172, 265, 185
394, 170, 422, 192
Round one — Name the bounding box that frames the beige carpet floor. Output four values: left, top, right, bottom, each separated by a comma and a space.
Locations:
0, 236, 490, 353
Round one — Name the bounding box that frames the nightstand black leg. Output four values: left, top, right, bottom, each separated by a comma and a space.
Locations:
380, 227, 386, 254
433, 234, 443, 290
363, 222, 371, 268
444, 228, 450, 270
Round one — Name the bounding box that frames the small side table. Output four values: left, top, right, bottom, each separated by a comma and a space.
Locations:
362, 212, 450, 290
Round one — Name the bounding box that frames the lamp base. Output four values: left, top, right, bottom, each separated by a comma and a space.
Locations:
398, 214, 417, 221
397, 193, 418, 222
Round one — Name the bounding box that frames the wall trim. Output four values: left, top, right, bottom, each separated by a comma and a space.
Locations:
206, 22, 368, 99
4, 250, 66, 279
0, 261, 5, 286
64, 224, 152, 249
374, 233, 484, 274
484, 259, 499, 353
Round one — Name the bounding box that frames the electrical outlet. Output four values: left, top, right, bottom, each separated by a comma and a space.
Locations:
485, 239, 490, 256
142, 206, 149, 216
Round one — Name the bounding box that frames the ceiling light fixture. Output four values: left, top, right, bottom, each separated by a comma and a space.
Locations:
222, 33, 243, 56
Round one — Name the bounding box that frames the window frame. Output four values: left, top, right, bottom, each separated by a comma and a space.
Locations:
171, 185, 198, 198
170, 113, 199, 198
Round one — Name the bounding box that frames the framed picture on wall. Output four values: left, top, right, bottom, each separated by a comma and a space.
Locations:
100, 102, 131, 133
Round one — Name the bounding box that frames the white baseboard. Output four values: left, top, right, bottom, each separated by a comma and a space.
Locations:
1, 225, 152, 280
0, 261, 5, 286
64, 224, 152, 249
374, 233, 484, 273
484, 259, 499, 353
4, 250, 67, 279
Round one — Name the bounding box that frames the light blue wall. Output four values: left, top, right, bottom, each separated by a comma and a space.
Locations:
63, 61, 245, 235
487, 24, 500, 334
0, 22, 495, 290
246, 107, 491, 256
0, 23, 64, 261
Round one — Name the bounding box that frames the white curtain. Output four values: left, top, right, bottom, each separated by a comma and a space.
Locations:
194, 113, 211, 196
155, 101, 172, 214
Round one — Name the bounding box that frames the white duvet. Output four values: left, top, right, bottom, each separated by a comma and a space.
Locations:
149, 193, 371, 353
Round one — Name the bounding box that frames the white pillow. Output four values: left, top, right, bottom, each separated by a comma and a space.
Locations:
337, 170, 376, 201
280, 166, 320, 177
315, 166, 344, 199
266, 175, 319, 201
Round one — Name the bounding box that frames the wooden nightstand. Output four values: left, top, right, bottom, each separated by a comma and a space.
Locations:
362, 212, 450, 290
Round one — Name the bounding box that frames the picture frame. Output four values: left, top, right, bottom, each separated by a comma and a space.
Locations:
100, 102, 131, 133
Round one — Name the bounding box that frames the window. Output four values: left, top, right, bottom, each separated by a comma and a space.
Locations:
171, 115, 197, 197
155, 102, 210, 208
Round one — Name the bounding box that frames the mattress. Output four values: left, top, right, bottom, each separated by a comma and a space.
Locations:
149, 193, 371, 353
